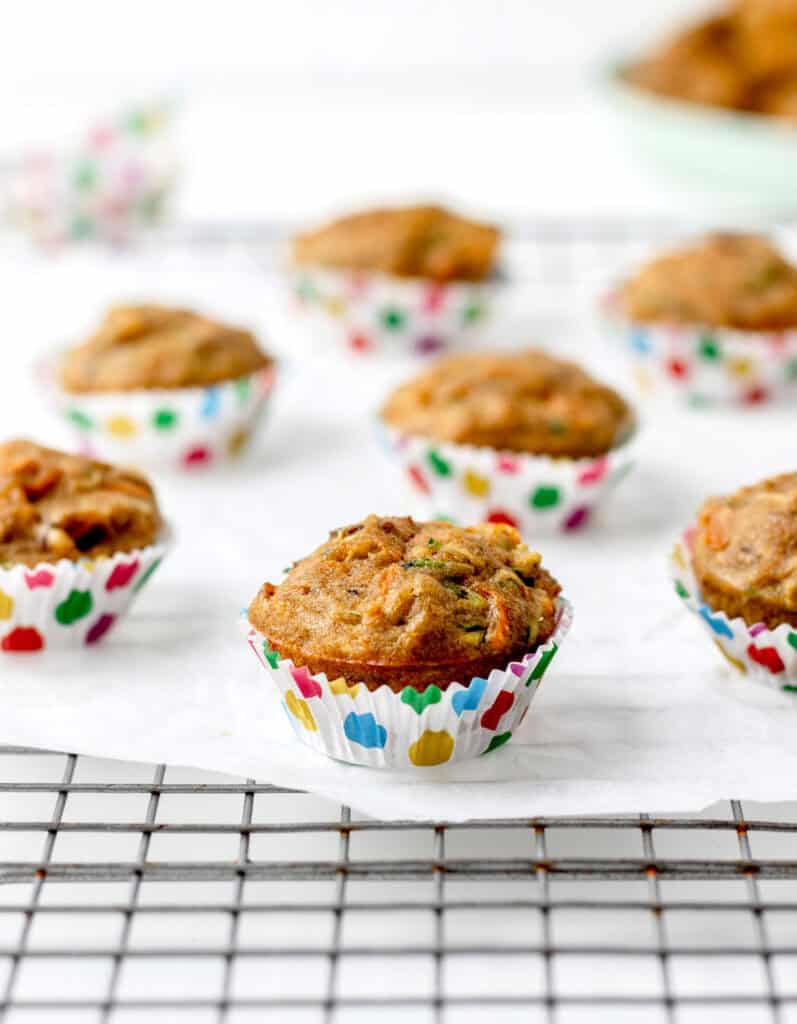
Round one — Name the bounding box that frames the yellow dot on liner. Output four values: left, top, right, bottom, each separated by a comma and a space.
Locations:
285, 691, 317, 731
324, 296, 346, 318
227, 428, 250, 457
671, 544, 686, 570
633, 366, 654, 395
409, 729, 455, 767
728, 357, 753, 379
463, 469, 490, 498
106, 415, 137, 438
714, 639, 747, 675
0, 589, 14, 620
329, 677, 361, 699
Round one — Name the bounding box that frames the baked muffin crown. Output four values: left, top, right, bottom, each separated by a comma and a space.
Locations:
621, 232, 797, 330
60, 303, 271, 393
249, 515, 560, 687
0, 439, 162, 568
292, 204, 500, 283
693, 472, 797, 628
381, 350, 633, 458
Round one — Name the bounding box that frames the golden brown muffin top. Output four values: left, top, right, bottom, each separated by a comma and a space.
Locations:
60, 304, 271, 393
292, 204, 500, 282
249, 516, 560, 688
693, 473, 797, 621
0, 439, 162, 568
621, 233, 797, 330
381, 351, 633, 459
734, 0, 797, 79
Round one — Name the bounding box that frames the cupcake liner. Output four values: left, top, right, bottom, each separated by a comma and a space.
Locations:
378, 423, 636, 534
245, 598, 573, 769
0, 530, 170, 653
670, 529, 797, 692
602, 291, 797, 406
288, 265, 497, 359
41, 359, 277, 471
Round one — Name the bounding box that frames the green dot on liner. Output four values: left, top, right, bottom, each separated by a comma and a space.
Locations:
529, 643, 558, 683
787, 632, 797, 651
381, 307, 405, 331
674, 580, 690, 599
133, 558, 162, 593
483, 731, 512, 754
433, 513, 455, 523
69, 215, 94, 240
73, 161, 97, 191
262, 642, 280, 670
783, 684, 797, 694
67, 408, 94, 431
688, 393, 710, 409
786, 358, 797, 379
698, 334, 721, 361
426, 449, 451, 477
530, 485, 561, 509
152, 408, 178, 431
463, 302, 484, 323
296, 277, 317, 302
125, 110, 149, 134
234, 377, 252, 403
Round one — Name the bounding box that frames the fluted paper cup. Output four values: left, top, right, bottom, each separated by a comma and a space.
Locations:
0, 529, 171, 653
378, 423, 636, 534
603, 290, 797, 406
288, 265, 498, 359
40, 357, 277, 471
244, 598, 572, 769
671, 528, 797, 693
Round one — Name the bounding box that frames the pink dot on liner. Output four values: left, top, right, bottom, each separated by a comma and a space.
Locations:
183, 445, 212, 468
563, 506, 590, 531
577, 457, 608, 486
24, 570, 55, 590
749, 623, 768, 638
290, 666, 323, 699
496, 455, 520, 474
85, 614, 116, 646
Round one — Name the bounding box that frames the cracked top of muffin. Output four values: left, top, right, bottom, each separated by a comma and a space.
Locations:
621, 233, 797, 330
381, 350, 634, 459
292, 204, 500, 282
0, 439, 162, 568
692, 473, 797, 629
60, 304, 271, 393
248, 515, 561, 691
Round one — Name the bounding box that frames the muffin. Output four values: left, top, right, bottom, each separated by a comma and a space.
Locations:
607, 233, 797, 405
289, 204, 502, 358
379, 351, 636, 533
246, 515, 572, 768
672, 473, 797, 691
0, 439, 168, 651
48, 304, 276, 469
734, 0, 797, 80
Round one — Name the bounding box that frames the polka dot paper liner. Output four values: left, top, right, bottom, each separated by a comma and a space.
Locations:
602, 291, 797, 406
245, 599, 572, 769
0, 530, 170, 653
671, 530, 797, 693
42, 360, 276, 471
378, 424, 637, 535
288, 266, 497, 359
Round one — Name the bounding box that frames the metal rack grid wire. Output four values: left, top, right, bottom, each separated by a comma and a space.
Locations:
0, 747, 795, 1023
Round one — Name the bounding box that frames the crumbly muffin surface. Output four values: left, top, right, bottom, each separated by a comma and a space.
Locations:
292, 205, 500, 282
381, 351, 633, 458
621, 233, 797, 330
693, 473, 797, 628
249, 516, 561, 690
0, 440, 162, 568
61, 304, 271, 393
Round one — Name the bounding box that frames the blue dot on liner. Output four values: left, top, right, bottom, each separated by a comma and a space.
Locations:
699, 605, 734, 639
201, 387, 221, 419
343, 712, 387, 749
630, 328, 651, 356
452, 677, 488, 716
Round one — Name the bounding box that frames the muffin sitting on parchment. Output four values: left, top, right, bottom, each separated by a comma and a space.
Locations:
379, 350, 636, 533
671, 472, 797, 692
0, 439, 168, 651
607, 232, 797, 405
289, 204, 502, 358
246, 515, 572, 768
48, 304, 276, 469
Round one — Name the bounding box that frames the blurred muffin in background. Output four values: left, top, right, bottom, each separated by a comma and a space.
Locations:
734, 0, 797, 79
49, 304, 276, 470
289, 204, 502, 359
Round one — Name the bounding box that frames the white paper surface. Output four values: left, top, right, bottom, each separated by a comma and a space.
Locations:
1, 240, 797, 822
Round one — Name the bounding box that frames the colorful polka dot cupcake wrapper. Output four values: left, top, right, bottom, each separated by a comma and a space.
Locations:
41, 358, 277, 471
288, 266, 498, 359
378, 424, 637, 535
0, 529, 170, 654
602, 291, 797, 406
671, 530, 797, 692
245, 598, 572, 770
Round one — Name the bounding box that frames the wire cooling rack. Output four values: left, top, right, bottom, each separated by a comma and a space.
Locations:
0, 745, 795, 1024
